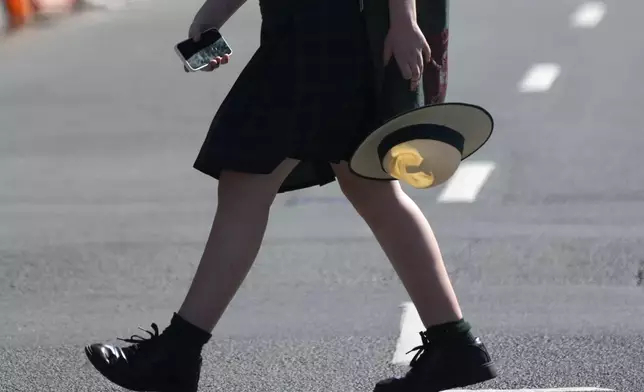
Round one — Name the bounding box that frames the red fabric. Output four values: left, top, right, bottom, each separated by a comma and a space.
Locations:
424, 28, 449, 105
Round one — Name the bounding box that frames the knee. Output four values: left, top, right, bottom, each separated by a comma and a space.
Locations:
216, 160, 299, 212
336, 172, 404, 218
217, 171, 280, 212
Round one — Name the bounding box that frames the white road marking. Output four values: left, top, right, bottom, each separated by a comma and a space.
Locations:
437, 161, 495, 203
391, 302, 424, 365
449, 389, 614, 392
81, 0, 150, 10
518, 63, 561, 93
571, 1, 607, 28
391, 304, 615, 392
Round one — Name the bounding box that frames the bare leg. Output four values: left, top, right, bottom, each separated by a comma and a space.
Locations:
84, 160, 299, 392
332, 163, 462, 327
178, 159, 299, 332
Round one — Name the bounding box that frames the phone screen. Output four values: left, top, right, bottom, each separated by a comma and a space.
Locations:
176, 29, 232, 70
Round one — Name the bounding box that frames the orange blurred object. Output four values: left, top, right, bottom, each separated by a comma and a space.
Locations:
4, 0, 35, 29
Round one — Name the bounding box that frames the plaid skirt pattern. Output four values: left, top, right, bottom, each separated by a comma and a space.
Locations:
193, 0, 448, 193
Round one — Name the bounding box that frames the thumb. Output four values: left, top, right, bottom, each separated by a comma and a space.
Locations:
383, 38, 393, 65
422, 39, 431, 64
189, 24, 201, 41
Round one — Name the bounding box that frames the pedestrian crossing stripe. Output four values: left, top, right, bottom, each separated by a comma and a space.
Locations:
283, 160, 495, 207
393, 303, 614, 392
447, 389, 614, 392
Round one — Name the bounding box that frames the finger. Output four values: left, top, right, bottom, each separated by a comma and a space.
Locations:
415, 50, 424, 75
396, 57, 413, 80
221, 54, 230, 64
191, 31, 201, 42
409, 51, 423, 91
201, 63, 215, 72
409, 61, 421, 83
422, 39, 432, 64
203, 58, 220, 72
410, 79, 421, 91
211, 57, 223, 69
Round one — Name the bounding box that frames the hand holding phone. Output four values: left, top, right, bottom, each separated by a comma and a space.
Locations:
183, 53, 230, 73
175, 27, 233, 73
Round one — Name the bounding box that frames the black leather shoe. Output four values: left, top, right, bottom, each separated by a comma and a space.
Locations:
85, 323, 202, 392
374, 331, 497, 392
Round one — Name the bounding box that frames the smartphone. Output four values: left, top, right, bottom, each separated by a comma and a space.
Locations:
175, 28, 233, 72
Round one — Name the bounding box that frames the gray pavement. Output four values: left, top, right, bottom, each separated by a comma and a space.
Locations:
1, 0, 643, 391
0, 2, 8, 34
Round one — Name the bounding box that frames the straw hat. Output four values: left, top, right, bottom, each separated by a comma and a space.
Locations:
349, 102, 494, 189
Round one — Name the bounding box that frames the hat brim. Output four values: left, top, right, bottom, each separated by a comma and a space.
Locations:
349, 102, 494, 181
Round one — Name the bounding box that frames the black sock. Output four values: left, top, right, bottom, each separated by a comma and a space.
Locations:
424, 318, 473, 341
162, 313, 212, 352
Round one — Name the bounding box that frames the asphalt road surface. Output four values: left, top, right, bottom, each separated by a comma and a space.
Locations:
1, 0, 643, 391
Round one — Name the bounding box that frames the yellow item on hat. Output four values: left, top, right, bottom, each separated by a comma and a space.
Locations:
385, 143, 435, 189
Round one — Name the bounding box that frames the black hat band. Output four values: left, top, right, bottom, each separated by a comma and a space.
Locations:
377, 124, 465, 172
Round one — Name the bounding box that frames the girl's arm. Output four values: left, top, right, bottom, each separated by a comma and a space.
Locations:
388, 0, 417, 27
383, 0, 430, 90
192, 0, 247, 32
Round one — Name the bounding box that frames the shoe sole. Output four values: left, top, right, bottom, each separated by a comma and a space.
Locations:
373, 362, 497, 392
84, 346, 146, 392
85, 346, 194, 392
435, 362, 498, 391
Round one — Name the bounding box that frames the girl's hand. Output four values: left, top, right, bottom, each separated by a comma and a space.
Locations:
184, 0, 244, 72
185, 22, 230, 73
383, 20, 431, 91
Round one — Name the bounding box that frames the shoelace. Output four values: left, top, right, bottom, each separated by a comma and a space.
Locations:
117, 323, 161, 352
406, 331, 432, 368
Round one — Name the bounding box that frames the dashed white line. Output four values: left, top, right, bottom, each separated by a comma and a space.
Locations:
571, 1, 607, 28
392, 302, 424, 365
394, 5, 610, 392
449, 389, 614, 392
81, 0, 151, 11
518, 63, 561, 93
391, 303, 615, 392
437, 161, 495, 203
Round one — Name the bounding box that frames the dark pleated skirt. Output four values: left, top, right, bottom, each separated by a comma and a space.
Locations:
193, 0, 379, 193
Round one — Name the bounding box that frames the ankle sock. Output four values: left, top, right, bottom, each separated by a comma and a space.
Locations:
424, 318, 473, 341
163, 313, 212, 351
